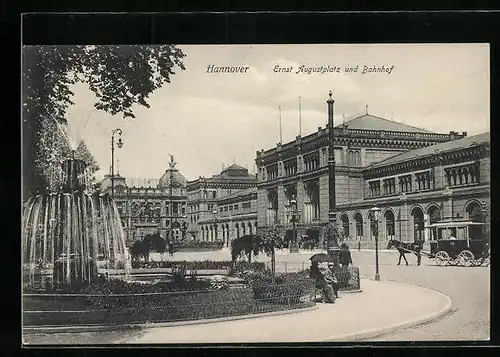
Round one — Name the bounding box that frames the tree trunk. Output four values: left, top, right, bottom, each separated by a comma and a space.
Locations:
248, 251, 252, 263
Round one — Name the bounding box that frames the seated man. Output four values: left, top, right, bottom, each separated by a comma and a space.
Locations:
309, 261, 336, 303
324, 263, 340, 298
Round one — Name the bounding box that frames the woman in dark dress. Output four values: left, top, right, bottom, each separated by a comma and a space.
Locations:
340, 244, 353, 267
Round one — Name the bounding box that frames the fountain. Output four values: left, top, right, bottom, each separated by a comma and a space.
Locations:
22, 152, 129, 290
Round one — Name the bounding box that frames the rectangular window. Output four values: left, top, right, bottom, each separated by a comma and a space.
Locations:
415, 171, 431, 191
369, 181, 381, 197
208, 204, 214, 211
399, 175, 412, 193
383, 178, 396, 195
234, 204, 239, 210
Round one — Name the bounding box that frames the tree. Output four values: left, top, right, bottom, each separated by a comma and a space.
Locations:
231, 235, 261, 263
144, 232, 167, 261
257, 224, 286, 281
323, 222, 345, 266
35, 117, 100, 192
22, 45, 186, 198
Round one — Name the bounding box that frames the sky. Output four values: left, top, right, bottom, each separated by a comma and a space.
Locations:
64, 44, 490, 182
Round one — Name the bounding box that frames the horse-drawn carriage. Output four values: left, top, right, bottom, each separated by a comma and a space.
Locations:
427, 220, 490, 267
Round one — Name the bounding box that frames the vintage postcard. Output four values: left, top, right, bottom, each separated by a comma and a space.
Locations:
22, 43, 490, 344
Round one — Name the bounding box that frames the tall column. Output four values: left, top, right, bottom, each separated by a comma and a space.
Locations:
296, 181, 305, 223
327, 91, 336, 223
277, 185, 286, 225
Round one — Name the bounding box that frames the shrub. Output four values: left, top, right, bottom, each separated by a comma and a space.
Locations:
130, 260, 266, 272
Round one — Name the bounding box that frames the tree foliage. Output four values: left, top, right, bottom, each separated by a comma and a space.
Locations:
22, 45, 186, 197
323, 222, 344, 249
258, 224, 286, 256
231, 235, 261, 263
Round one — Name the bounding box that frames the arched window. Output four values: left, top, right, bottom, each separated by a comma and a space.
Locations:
354, 212, 363, 240
384, 210, 395, 239
341, 214, 349, 238
466, 201, 485, 240
236, 223, 240, 238
411, 207, 424, 241
249, 223, 253, 235
242, 222, 246, 235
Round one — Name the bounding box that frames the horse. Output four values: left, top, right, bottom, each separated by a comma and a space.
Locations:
387, 239, 423, 266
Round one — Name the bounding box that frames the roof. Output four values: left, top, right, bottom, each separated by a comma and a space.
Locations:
218, 187, 257, 201
335, 114, 434, 133
158, 169, 187, 189
223, 163, 247, 171
367, 132, 490, 169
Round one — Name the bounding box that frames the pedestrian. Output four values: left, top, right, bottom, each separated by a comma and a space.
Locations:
168, 243, 174, 257
357, 241, 361, 251
340, 243, 353, 267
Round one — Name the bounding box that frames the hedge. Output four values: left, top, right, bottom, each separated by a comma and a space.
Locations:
131, 260, 266, 272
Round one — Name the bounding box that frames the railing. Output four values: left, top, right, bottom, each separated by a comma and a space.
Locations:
23, 279, 315, 326
267, 261, 361, 291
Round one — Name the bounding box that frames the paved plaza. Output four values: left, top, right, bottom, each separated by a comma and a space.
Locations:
23, 248, 490, 344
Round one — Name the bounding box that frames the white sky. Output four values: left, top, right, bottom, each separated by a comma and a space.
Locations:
64, 44, 490, 182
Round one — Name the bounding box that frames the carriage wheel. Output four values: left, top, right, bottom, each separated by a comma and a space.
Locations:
435, 251, 449, 267
449, 258, 460, 266
458, 250, 475, 267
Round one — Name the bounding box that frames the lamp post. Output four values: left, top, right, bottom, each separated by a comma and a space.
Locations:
181, 215, 187, 240
111, 128, 123, 200
213, 210, 220, 242
286, 195, 301, 253
369, 204, 381, 281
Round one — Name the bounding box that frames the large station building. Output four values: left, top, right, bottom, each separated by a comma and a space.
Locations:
255, 97, 490, 249
100, 156, 189, 246
103, 97, 489, 251
186, 164, 257, 243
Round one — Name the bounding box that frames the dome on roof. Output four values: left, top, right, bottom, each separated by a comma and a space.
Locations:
158, 169, 187, 189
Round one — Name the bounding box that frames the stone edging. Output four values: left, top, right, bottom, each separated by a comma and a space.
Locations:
23, 305, 319, 334
326, 279, 453, 342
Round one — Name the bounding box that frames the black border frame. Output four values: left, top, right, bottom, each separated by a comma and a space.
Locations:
11, 9, 500, 356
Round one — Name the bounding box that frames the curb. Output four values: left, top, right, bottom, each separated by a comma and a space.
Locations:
326, 279, 453, 342
23, 305, 319, 335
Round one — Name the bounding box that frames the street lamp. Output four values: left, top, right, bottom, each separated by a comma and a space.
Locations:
369, 204, 381, 281
111, 128, 123, 200
286, 195, 301, 253
213, 210, 220, 242
181, 215, 187, 240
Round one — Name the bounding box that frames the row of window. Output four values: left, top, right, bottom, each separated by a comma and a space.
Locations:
445, 164, 480, 187
368, 170, 436, 197
119, 202, 186, 216
200, 221, 257, 240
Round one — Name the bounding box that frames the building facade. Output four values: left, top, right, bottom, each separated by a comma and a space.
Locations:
100, 156, 188, 246
254, 98, 487, 248
186, 164, 257, 243
337, 132, 490, 249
